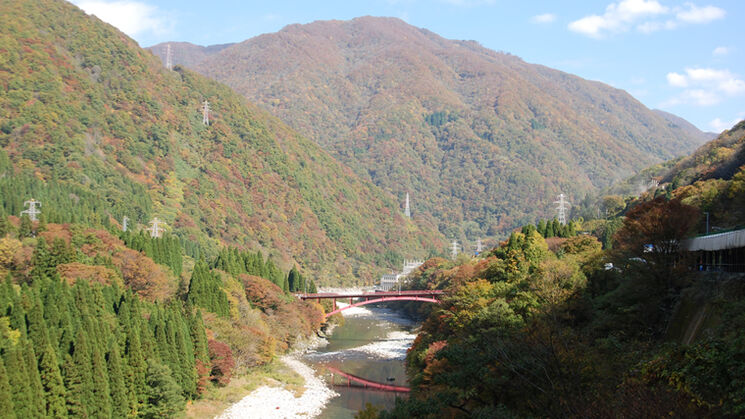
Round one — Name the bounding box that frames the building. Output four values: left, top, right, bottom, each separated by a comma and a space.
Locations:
379, 259, 424, 291
683, 228, 745, 273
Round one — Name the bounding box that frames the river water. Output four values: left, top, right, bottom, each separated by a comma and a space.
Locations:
303, 304, 417, 418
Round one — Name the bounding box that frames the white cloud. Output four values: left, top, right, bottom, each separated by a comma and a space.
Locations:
709, 115, 744, 132
569, 0, 725, 38
713, 46, 730, 56
666, 72, 688, 87
665, 67, 745, 106
531, 13, 556, 24
72, 0, 169, 37
676, 3, 725, 23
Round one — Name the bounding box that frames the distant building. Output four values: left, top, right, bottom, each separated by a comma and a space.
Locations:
379, 259, 424, 291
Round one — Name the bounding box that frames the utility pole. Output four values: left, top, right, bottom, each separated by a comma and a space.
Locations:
450, 240, 460, 259
165, 43, 172, 70
147, 217, 164, 238
704, 212, 710, 234
21, 199, 41, 221
122, 216, 129, 232
202, 100, 210, 126
554, 193, 570, 225
404, 193, 411, 218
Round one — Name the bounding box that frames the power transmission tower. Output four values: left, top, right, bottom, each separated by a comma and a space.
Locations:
165, 43, 173, 70
450, 240, 460, 259
473, 238, 485, 254
122, 216, 129, 232
404, 193, 411, 218
147, 217, 165, 238
554, 193, 571, 225
21, 199, 41, 221
202, 100, 210, 125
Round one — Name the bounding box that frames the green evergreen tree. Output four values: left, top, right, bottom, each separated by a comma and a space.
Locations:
22, 340, 45, 417
61, 353, 87, 418
69, 329, 93, 415
0, 209, 10, 238
18, 214, 33, 238
89, 342, 112, 418
551, 219, 561, 238
288, 267, 300, 292
536, 219, 547, 237
141, 360, 184, 419
5, 343, 36, 419
38, 344, 66, 418
106, 338, 129, 419
0, 358, 17, 419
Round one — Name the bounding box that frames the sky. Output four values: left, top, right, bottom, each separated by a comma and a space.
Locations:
69, 0, 745, 133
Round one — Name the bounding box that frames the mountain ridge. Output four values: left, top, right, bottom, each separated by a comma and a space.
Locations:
150, 16, 711, 238
0, 1, 443, 285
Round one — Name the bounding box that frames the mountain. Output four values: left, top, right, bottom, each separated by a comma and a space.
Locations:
0, 1, 444, 284
653, 109, 717, 142
662, 119, 745, 228
151, 41, 234, 68
150, 17, 709, 238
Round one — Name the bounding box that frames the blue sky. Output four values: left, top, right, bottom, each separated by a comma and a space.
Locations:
69, 0, 744, 133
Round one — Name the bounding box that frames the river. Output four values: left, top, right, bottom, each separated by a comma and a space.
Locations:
304, 303, 418, 418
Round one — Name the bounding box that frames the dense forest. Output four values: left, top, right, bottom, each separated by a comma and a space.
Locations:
359, 121, 745, 417
152, 17, 711, 240
0, 0, 444, 287
0, 210, 327, 417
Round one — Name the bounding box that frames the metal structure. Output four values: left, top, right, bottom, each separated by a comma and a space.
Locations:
21, 199, 41, 221
450, 240, 460, 259
554, 193, 570, 225
122, 216, 129, 232
404, 193, 411, 218
298, 290, 444, 318
474, 238, 485, 254
202, 100, 210, 126
327, 366, 409, 393
165, 43, 172, 70
147, 217, 165, 238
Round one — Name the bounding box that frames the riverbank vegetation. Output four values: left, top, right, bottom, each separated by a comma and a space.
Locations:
371, 122, 745, 417
0, 217, 328, 418
372, 201, 743, 417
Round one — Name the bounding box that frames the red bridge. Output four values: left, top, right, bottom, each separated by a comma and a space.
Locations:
298, 290, 444, 318
326, 366, 410, 393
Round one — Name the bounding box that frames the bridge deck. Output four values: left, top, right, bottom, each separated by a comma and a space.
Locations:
297, 290, 444, 300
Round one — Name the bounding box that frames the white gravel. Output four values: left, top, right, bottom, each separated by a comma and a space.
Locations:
216, 356, 338, 419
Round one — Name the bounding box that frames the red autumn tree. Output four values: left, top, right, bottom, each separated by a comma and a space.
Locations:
208, 340, 235, 387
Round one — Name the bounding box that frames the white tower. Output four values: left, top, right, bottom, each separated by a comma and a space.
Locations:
202, 100, 210, 126
21, 199, 41, 221
554, 193, 571, 225
122, 216, 129, 232
450, 240, 460, 259
165, 43, 173, 70
147, 217, 165, 238
474, 238, 485, 254
404, 193, 411, 218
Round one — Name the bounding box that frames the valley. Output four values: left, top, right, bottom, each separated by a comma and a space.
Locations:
1, 0, 744, 418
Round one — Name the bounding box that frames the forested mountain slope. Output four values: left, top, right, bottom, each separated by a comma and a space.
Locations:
151, 17, 710, 237
0, 1, 444, 284
662, 120, 745, 229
